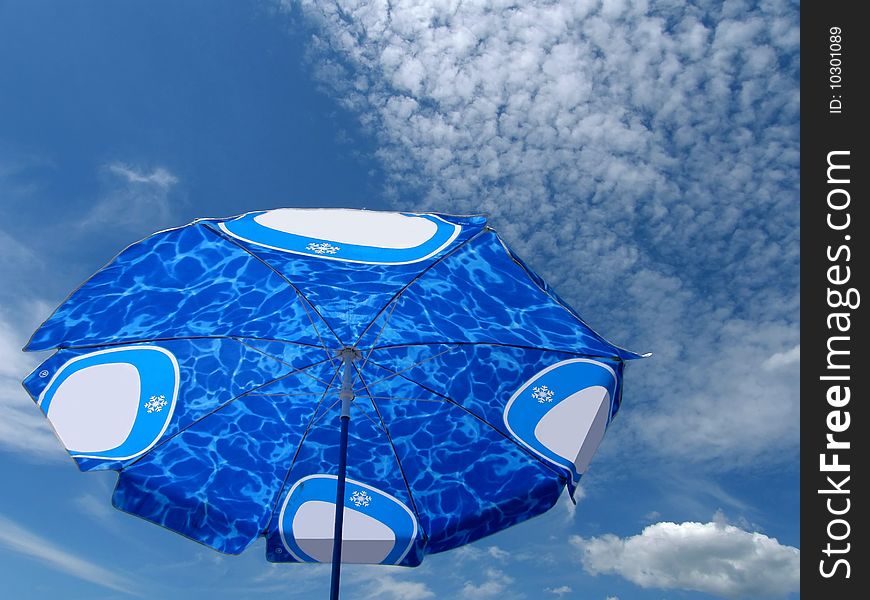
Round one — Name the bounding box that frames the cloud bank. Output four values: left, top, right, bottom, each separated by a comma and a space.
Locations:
288, 0, 800, 468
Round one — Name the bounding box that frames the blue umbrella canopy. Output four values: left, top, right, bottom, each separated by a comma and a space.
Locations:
22, 208, 641, 576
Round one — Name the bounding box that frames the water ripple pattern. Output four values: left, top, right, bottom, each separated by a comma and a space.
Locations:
26, 223, 325, 351
356, 230, 640, 359
23, 208, 641, 565
203, 213, 486, 344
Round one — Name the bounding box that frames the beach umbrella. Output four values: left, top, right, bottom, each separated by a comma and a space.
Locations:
22, 208, 641, 598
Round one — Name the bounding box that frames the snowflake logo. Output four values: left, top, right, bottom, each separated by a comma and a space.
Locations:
350, 490, 372, 508
306, 242, 340, 255
532, 385, 555, 404
144, 394, 168, 413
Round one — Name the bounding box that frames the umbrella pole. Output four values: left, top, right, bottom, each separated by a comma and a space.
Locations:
330, 348, 359, 600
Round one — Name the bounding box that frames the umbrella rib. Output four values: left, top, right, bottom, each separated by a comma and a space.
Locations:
352, 228, 488, 351
264, 363, 344, 530
233, 337, 336, 388
295, 298, 341, 371
299, 369, 337, 389
346, 398, 388, 433
46, 335, 335, 352
351, 345, 460, 392
246, 392, 328, 397
309, 397, 342, 426
354, 369, 428, 538
494, 232, 641, 359
202, 223, 343, 366
365, 359, 568, 481
370, 341, 625, 361
22, 220, 200, 353
118, 357, 334, 472
302, 395, 381, 433
356, 299, 401, 373
354, 395, 448, 404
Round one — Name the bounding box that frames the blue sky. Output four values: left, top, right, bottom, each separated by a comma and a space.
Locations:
1, 1, 799, 599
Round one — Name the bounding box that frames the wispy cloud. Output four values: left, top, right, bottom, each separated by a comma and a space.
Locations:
248, 563, 435, 600
452, 542, 535, 566
662, 473, 753, 517
329, 565, 438, 600
0, 227, 41, 275
0, 513, 137, 595
78, 162, 181, 234
73, 490, 136, 539
363, 573, 436, 600
0, 160, 51, 304
560, 484, 585, 523
571, 519, 799, 599
544, 585, 572, 597
0, 308, 67, 461
290, 0, 800, 469
0, 160, 181, 460
106, 163, 178, 189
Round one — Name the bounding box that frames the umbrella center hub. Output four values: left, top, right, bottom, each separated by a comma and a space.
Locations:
336, 347, 362, 362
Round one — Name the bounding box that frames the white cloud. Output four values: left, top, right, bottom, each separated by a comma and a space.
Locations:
762, 344, 800, 371
461, 567, 514, 599
486, 545, 510, 560
571, 520, 799, 599
289, 0, 800, 469
544, 585, 572, 596
0, 513, 136, 595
